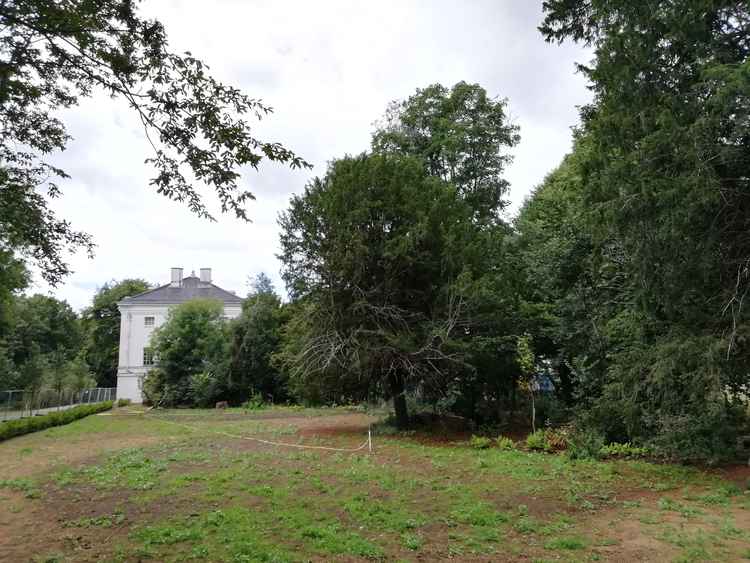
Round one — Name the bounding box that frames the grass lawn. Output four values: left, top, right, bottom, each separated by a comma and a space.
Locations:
0, 406, 748, 562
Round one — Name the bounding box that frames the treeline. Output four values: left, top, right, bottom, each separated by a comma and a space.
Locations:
0, 273, 150, 398
3, 1, 748, 463
146, 2, 750, 462
142, 274, 290, 407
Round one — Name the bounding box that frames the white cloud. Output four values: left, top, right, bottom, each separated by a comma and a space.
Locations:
31, 0, 592, 310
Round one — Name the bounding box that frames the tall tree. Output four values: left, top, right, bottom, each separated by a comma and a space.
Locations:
279, 154, 474, 427
81, 279, 150, 387
372, 81, 519, 223
229, 278, 288, 402
540, 1, 750, 337
537, 1, 750, 460
1, 0, 309, 285
248, 272, 276, 297
1, 294, 82, 393
371, 82, 525, 423
5, 294, 82, 368
144, 299, 228, 406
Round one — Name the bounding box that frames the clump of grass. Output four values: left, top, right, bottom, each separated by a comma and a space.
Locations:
658, 497, 704, 518
599, 442, 648, 458
496, 436, 515, 450
65, 512, 125, 528
525, 430, 551, 452
544, 536, 587, 550
0, 478, 40, 499
343, 494, 425, 532
450, 501, 508, 527
402, 532, 423, 550
81, 448, 167, 490
469, 435, 493, 449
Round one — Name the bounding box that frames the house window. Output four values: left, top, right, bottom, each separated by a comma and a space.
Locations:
144, 316, 155, 327
143, 347, 155, 366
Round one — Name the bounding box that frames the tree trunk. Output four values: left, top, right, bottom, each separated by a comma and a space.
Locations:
557, 359, 574, 405
389, 371, 409, 429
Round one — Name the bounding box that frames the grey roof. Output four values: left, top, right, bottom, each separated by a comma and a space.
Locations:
120, 276, 242, 305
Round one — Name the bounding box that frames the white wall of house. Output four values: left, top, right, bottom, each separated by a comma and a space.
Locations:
116, 302, 242, 403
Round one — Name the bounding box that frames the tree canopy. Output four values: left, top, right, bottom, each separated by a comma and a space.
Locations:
229, 275, 288, 403
143, 298, 229, 407
521, 0, 750, 460
372, 81, 519, 223
1, 0, 309, 284
278, 153, 480, 426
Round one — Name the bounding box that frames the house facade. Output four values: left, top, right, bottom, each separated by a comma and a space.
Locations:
116, 268, 242, 402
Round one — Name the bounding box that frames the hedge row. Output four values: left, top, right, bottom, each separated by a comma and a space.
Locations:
0, 401, 114, 441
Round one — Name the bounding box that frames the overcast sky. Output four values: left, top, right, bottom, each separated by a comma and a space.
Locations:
36, 0, 592, 310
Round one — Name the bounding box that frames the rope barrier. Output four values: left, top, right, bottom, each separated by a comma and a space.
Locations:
143, 413, 373, 454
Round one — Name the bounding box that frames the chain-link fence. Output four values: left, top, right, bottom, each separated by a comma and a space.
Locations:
0, 387, 116, 422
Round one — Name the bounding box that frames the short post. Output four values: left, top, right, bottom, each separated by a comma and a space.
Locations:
368, 425, 372, 454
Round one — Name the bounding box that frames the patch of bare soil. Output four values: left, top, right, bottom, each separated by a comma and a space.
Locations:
0, 456, 230, 562
709, 463, 750, 488
582, 492, 750, 562
0, 433, 164, 480
296, 413, 377, 437
593, 517, 681, 563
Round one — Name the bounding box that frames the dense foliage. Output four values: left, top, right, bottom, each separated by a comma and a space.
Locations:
372, 81, 519, 223
228, 275, 289, 403
278, 153, 479, 426
519, 0, 750, 461
0, 0, 308, 285
143, 299, 229, 407
0, 294, 85, 392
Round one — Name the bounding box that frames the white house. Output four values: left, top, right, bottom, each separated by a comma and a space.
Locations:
116, 267, 243, 403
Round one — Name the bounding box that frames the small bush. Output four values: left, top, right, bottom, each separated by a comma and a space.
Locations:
496, 436, 515, 450
0, 401, 113, 442
469, 435, 493, 449
116, 398, 132, 408
525, 430, 550, 452
189, 371, 223, 407
242, 391, 265, 411
598, 442, 648, 458
567, 428, 606, 460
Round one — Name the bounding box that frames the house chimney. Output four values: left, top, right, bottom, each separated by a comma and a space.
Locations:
200, 268, 212, 284
170, 267, 183, 287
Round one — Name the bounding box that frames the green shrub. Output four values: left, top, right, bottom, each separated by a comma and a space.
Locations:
189, 371, 223, 407
496, 436, 515, 450
0, 401, 113, 442
469, 435, 493, 449
567, 428, 606, 460
525, 430, 550, 451
242, 391, 265, 411
647, 408, 741, 463
116, 398, 132, 408
599, 442, 648, 458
